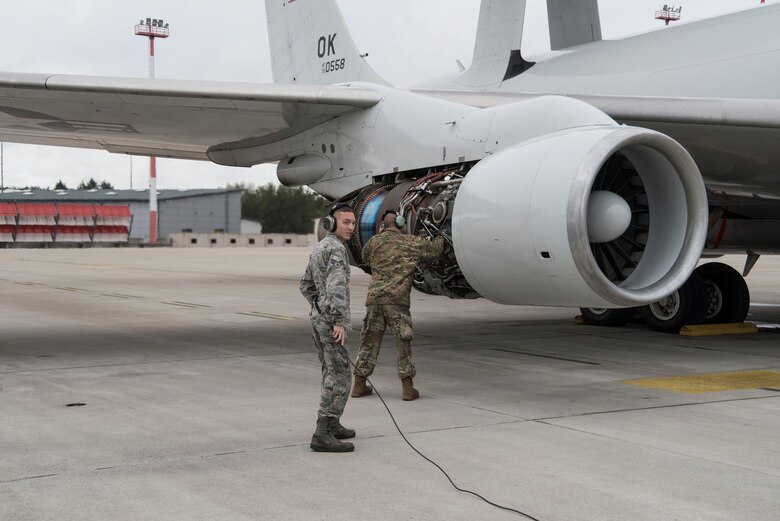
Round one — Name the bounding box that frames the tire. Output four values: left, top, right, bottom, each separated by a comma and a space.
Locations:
640, 271, 707, 333
580, 307, 635, 327
695, 263, 750, 324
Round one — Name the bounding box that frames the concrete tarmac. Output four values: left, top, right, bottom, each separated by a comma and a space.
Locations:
1, 248, 779, 521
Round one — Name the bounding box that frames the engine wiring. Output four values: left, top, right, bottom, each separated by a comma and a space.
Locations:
350, 359, 543, 521
417, 214, 453, 247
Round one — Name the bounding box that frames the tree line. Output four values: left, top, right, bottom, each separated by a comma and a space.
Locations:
55, 178, 115, 190
6, 178, 115, 191
231, 183, 328, 234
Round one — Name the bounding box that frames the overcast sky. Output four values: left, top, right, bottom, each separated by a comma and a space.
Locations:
0, 0, 771, 191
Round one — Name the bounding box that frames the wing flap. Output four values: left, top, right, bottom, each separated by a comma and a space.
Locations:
0, 73, 381, 164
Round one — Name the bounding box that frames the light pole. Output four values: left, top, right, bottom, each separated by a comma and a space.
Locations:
134, 17, 169, 243
655, 5, 682, 26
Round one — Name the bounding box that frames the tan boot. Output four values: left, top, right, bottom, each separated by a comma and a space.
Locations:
351, 375, 373, 397
401, 377, 419, 401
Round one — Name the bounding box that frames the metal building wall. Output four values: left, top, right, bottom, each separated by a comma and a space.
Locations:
127, 202, 149, 239
158, 192, 241, 238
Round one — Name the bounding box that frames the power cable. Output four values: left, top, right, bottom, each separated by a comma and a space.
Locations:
350, 360, 543, 521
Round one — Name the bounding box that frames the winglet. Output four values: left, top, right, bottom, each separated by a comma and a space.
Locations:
265, 0, 388, 86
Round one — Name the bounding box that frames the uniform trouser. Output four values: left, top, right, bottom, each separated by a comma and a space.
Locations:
355, 304, 416, 380
311, 320, 351, 419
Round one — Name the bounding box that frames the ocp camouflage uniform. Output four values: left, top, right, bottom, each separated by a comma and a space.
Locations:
300, 232, 352, 420
355, 230, 444, 379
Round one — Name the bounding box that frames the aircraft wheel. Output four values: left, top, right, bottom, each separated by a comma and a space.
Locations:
579, 307, 635, 327
640, 271, 706, 333
696, 263, 750, 324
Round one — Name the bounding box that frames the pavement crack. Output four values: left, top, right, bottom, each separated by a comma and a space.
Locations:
531, 392, 780, 421
1, 442, 311, 484
427, 398, 529, 420
1, 473, 59, 483
491, 348, 600, 365
0, 351, 316, 374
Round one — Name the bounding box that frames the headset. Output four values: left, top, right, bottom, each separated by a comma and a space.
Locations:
381, 209, 406, 229
322, 202, 354, 232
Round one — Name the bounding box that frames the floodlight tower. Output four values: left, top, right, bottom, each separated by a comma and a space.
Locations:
655, 5, 682, 25
134, 17, 170, 244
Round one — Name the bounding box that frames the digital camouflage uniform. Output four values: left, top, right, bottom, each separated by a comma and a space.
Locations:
355, 230, 444, 379
300, 232, 352, 420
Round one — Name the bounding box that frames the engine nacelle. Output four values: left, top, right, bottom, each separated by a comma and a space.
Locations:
321, 123, 707, 308
452, 125, 708, 307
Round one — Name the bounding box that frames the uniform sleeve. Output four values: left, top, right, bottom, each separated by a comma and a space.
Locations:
362, 238, 375, 268
299, 263, 318, 306
412, 235, 445, 260
325, 247, 350, 325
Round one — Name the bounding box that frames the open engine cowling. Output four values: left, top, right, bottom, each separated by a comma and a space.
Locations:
452, 125, 708, 307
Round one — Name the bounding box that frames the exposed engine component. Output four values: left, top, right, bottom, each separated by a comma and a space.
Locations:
319, 126, 708, 308
399, 170, 478, 299
318, 166, 479, 299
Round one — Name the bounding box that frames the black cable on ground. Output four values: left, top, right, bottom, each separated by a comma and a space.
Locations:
350, 361, 542, 521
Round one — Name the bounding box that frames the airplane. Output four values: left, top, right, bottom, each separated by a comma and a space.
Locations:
1, 0, 779, 333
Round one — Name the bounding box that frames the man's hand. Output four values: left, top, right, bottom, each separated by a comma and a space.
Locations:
332, 325, 346, 346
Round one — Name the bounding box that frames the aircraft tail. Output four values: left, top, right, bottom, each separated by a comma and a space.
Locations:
265, 0, 388, 85
453, 0, 532, 89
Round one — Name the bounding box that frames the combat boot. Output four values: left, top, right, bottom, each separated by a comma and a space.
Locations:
351, 375, 373, 397
401, 377, 419, 401
329, 417, 356, 439
310, 417, 354, 452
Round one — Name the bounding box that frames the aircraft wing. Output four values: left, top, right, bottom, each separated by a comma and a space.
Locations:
414, 89, 780, 197
0, 73, 382, 166
414, 90, 780, 128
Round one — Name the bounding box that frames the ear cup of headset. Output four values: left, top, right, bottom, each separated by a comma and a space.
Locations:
322, 215, 336, 232
381, 209, 405, 229
324, 202, 352, 233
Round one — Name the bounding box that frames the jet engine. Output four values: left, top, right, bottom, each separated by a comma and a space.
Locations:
321, 125, 707, 308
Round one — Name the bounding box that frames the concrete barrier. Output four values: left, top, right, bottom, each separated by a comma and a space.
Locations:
169, 233, 311, 248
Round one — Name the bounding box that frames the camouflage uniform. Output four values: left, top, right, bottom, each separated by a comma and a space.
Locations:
355, 230, 444, 379
300, 232, 352, 420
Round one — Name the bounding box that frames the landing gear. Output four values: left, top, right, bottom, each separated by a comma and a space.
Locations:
696, 263, 750, 324
580, 262, 752, 333
640, 271, 707, 333
639, 262, 750, 332
579, 307, 635, 327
